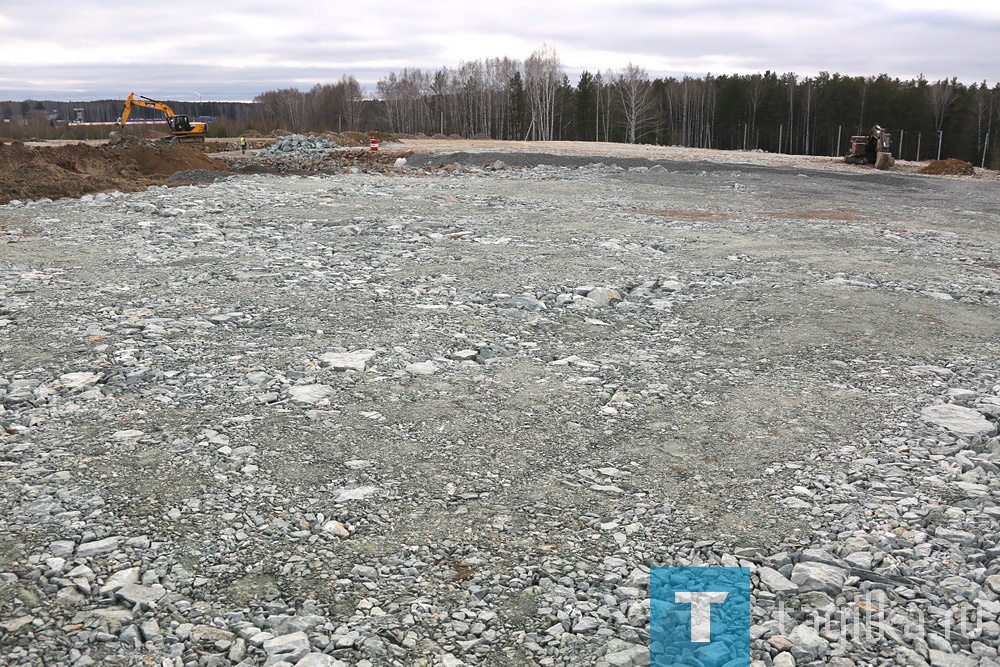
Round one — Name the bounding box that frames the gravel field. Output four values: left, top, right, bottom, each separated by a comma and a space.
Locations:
1, 142, 1000, 667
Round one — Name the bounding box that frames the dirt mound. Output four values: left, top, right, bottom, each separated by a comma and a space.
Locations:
918, 158, 976, 176
0, 141, 230, 204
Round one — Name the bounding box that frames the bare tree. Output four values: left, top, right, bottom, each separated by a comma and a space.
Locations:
456, 60, 487, 136
615, 63, 654, 143
784, 73, 797, 153
486, 57, 520, 138
339, 75, 363, 131
377, 68, 431, 134
928, 80, 957, 131
306, 83, 339, 131
745, 74, 764, 149
523, 44, 562, 141
801, 79, 814, 155
594, 70, 603, 142
253, 88, 307, 131
972, 82, 995, 154
594, 69, 616, 142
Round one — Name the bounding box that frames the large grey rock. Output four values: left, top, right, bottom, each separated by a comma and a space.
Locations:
99, 567, 140, 594
57, 372, 101, 390
191, 624, 236, 643
758, 566, 799, 594
937, 575, 980, 600
116, 583, 166, 607
788, 622, 828, 661
604, 641, 649, 667
334, 486, 378, 502
977, 396, 1000, 418
586, 287, 623, 307
405, 361, 438, 376
928, 650, 979, 667
920, 404, 997, 438
76, 536, 121, 558
265, 615, 326, 635
790, 561, 848, 596
935, 528, 977, 546
0, 616, 33, 633
48, 540, 75, 558
263, 631, 311, 665
287, 384, 335, 404
506, 295, 546, 311
138, 619, 161, 641
320, 349, 376, 372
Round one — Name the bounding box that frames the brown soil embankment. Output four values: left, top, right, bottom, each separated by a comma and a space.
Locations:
0, 141, 229, 204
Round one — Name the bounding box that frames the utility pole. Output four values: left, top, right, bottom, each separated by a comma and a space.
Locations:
916, 132, 921, 162
897, 129, 904, 161
836, 125, 842, 157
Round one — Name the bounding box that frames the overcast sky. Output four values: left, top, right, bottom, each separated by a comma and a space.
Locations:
2, 0, 997, 102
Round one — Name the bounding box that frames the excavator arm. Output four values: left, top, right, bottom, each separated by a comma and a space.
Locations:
117, 93, 178, 128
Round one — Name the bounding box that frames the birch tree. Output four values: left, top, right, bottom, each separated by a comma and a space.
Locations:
745, 74, 764, 148
928, 80, 957, 132
339, 75, 363, 131
615, 64, 654, 143
523, 44, 562, 141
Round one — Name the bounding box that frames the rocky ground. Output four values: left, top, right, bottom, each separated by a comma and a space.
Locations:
1, 139, 999, 667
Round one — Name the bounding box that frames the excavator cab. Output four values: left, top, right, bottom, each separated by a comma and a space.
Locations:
168, 115, 194, 133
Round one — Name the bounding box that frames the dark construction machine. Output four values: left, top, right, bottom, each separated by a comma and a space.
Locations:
108, 92, 207, 145
844, 125, 894, 170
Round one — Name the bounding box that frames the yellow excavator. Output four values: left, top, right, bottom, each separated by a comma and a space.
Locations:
109, 93, 207, 144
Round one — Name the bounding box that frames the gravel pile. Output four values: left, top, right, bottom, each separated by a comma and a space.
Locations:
257, 135, 342, 160
227, 135, 403, 174
1, 154, 999, 666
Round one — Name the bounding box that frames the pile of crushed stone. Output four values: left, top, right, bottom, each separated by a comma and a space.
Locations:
0, 141, 230, 204
256, 134, 341, 159
918, 158, 976, 176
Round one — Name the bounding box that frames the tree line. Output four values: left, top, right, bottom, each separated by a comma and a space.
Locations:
262, 46, 998, 167
371, 46, 998, 167
4, 46, 998, 167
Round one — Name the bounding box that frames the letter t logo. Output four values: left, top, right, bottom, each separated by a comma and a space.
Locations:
674, 591, 729, 642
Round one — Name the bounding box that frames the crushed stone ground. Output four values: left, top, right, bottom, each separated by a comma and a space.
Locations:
1, 141, 999, 667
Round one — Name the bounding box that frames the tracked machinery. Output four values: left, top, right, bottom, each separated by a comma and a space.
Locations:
844, 125, 895, 170
109, 93, 207, 145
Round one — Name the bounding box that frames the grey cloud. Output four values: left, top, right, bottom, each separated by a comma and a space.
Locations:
2, 0, 997, 101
